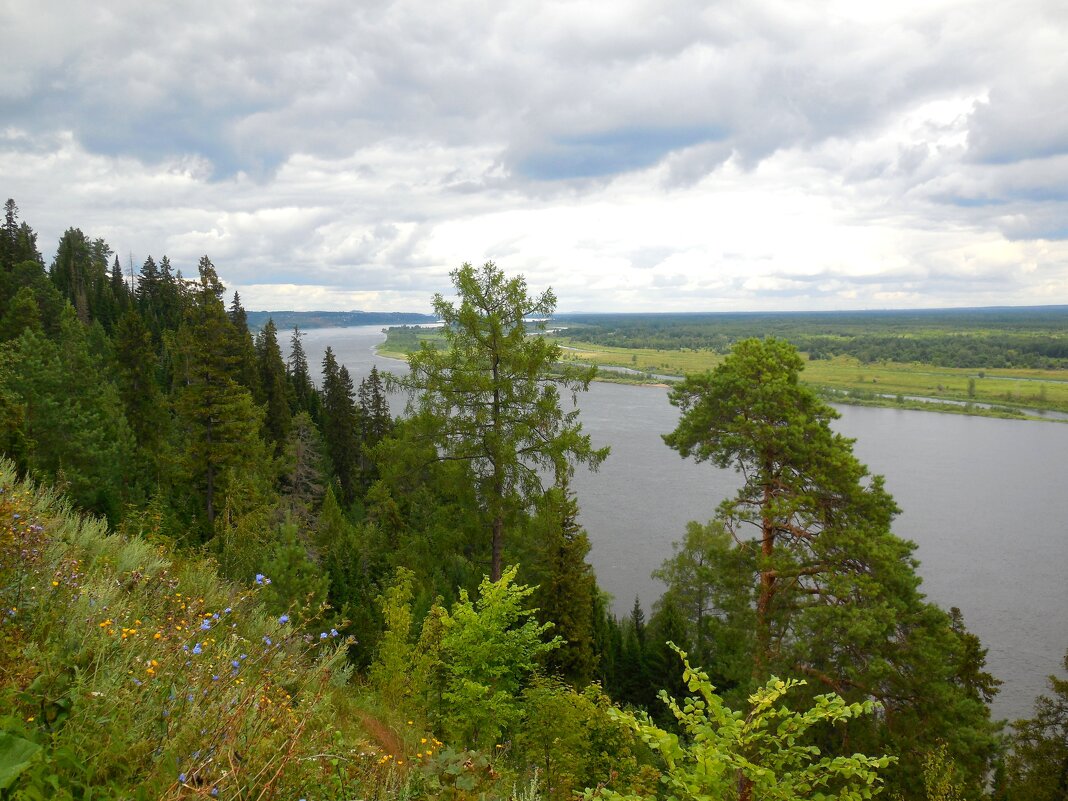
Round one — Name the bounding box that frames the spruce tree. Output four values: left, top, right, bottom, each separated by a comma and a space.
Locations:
114, 308, 166, 454
287, 326, 319, 420
171, 257, 267, 538
255, 318, 291, 455
320, 348, 359, 504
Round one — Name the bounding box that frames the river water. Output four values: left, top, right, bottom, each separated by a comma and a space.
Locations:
293, 325, 1068, 721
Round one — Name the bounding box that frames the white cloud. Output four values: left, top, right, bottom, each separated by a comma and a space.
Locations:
2, 0, 1067, 310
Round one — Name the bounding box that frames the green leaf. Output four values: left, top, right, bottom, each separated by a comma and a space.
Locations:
0, 731, 43, 790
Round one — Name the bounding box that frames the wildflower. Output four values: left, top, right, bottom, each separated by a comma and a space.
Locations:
192, 643, 203, 655
200, 619, 211, 631
279, 614, 289, 624
330, 628, 339, 637
154, 632, 162, 640
255, 573, 271, 585
263, 636, 272, 645
179, 773, 186, 783
320, 632, 327, 640
224, 607, 232, 614
211, 789, 219, 797
231, 660, 240, 668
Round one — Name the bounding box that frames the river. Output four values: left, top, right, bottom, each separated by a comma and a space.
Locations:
292, 325, 1068, 721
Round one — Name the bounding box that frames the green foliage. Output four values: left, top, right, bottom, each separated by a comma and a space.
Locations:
663, 337, 999, 794
370, 567, 418, 708
438, 566, 562, 749
3, 314, 136, 521
321, 347, 361, 504
998, 649, 1068, 801
0, 462, 373, 800
556, 308, 1068, 370
170, 258, 270, 538
652, 519, 754, 694
588, 646, 894, 801
255, 318, 292, 455
517, 678, 655, 801
397, 261, 607, 580
259, 520, 330, 623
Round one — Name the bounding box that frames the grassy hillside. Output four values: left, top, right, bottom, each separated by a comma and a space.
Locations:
0, 462, 416, 800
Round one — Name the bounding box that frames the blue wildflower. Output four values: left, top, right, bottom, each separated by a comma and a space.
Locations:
200, 619, 211, 631
330, 628, 339, 637
231, 659, 240, 668
279, 614, 289, 624
319, 632, 328, 640
192, 643, 203, 655
179, 773, 186, 783
263, 636, 272, 646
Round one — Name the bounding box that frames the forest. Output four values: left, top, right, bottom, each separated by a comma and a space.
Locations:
0, 199, 1066, 801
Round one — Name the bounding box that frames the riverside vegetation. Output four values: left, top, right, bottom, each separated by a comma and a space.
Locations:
381, 313, 1068, 421
0, 199, 1066, 800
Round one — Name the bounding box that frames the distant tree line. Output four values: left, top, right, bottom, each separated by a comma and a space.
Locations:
556, 310, 1068, 369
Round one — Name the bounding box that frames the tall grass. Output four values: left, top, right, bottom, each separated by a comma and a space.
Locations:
0, 461, 384, 800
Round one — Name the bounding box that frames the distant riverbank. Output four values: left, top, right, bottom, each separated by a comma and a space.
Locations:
378, 336, 1068, 422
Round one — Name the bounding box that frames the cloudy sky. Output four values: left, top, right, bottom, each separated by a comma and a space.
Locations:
3, 1, 1067, 312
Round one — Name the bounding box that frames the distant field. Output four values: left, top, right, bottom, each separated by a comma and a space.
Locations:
379, 308, 1068, 420
554, 339, 1068, 416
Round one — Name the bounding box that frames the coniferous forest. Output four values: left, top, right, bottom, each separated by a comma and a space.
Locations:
1, 200, 1066, 800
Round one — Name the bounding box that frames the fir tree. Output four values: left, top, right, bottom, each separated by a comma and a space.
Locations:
255, 318, 292, 455
171, 257, 268, 538
287, 326, 319, 420
320, 347, 359, 504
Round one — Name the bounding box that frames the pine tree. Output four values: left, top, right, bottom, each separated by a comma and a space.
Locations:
663, 337, 998, 794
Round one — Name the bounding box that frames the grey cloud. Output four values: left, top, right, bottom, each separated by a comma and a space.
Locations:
4, 0, 1034, 185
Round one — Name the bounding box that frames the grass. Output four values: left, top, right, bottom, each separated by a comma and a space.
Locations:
0, 463, 400, 800
553, 339, 1068, 419
378, 328, 1068, 420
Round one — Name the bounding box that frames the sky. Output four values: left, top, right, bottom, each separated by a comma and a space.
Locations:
3, 0, 1067, 313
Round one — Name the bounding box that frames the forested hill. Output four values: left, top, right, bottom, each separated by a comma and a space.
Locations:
245, 309, 436, 331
